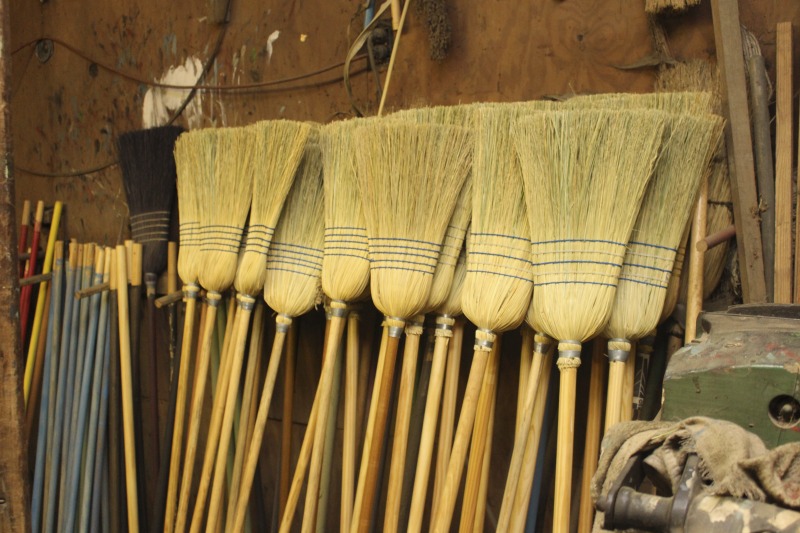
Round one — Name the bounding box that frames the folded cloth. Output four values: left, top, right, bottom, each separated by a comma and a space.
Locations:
591, 417, 800, 532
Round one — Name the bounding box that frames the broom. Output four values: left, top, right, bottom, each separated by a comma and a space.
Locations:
20, 200, 44, 348
18, 199, 30, 277
603, 113, 722, 430
430, 105, 534, 533
118, 125, 184, 479
173, 125, 253, 533
232, 139, 326, 533
515, 109, 666, 533
350, 121, 472, 533
385, 174, 473, 533
319, 118, 373, 533
164, 128, 206, 533
199, 120, 311, 533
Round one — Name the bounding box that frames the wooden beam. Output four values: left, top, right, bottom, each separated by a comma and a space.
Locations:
774, 22, 793, 303
710, 0, 768, 303
0, 0, 32, 527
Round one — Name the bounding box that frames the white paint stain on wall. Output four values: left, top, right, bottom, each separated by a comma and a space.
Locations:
142, 56, 205, 130
267, 30, 280, 63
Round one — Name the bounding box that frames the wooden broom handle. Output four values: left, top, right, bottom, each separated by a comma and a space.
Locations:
553, 352, 581, 533
383, 318, 424, 533
429, 343, 492, 533
518, 327, 534, 435
406, 324, 453, 533
341, 312, 360, 533
280, 320, 300, 517
685, 178, 708, 343
302, 313, 348, 532
577, 339, 607, 533
116, 245, 140, 533
460, 337, 501, 533
233, 330, 289, 533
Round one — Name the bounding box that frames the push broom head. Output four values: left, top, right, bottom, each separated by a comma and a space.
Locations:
353, 121, 472, 319
174, 129, 210, 286
461, 105, 535, 333
263, 140, 325, 318
605, 113, 724, 341
234, 120, 313, 297
435, 243, 467, 317
515, 109, 666, 343
320, 119, 371, 303
197, 126, 255, 295
118, 125, 184, 276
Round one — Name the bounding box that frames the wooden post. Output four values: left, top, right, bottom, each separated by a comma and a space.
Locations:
775, 22, 793, 303
710, 0, 768, 304
0, 0, 31, 525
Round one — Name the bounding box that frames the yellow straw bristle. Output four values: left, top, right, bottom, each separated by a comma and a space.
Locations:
656, 60, 722, 113
645, 0, 700, 14
263, 142, 325, 317
175, 129, 210, 285
605, 114, 723, 341
515, 109, 666, 343
354, 122, 472, 319
234, 120, 313, 297
389, 103, 482, 127
461, 106, 534, 333
660, 220, 690, 323
197, 127, 255, 294
565, 91, 713, 115
436, 244, 467, 317
427, 175, 472, 311
320, 119, 372, 304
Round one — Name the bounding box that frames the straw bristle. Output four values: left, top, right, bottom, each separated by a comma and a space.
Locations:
175, 129, 210, 285
436, 244, 467, 317
320, 120, 371, 303
263, 142, 325, 317
660, 220, 690, 322
461, 106, 534, 333
389, 103, 481, 127
197, 127, 255, 293
118, 125, 184, 275
234, 120, 313, 296
354, 122, 472, 319
427, 175, 472, 311
605, 114, 723, 341
565, 91, 713, 115
645, 0, 700, 14
516, 109, 666, 342
656, 62, 733, 298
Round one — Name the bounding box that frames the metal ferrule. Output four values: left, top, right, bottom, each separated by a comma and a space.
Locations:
238, 297, 255, 312
533, 342, 550, 354
474, 328, 495, 350
435, 322, 454, 332
205, 291, 222, 308
184, 283, 199, 300
387, 316, 405, 338
608, 349, 629, 362
275, 315, 291, 333
329, 306, 348, 318
558, 340, 582, 359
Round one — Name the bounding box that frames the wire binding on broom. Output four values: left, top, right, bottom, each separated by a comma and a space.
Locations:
130, 211, 171, 244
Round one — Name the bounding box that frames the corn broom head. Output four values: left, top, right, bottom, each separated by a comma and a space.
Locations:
565, 91, 713, 115
605, 113, 724, 340
174, 128, 211, 286
234, 120, 313, 296
264, 141, 325, 317
320, 119, 372, 303
656, 60, 721, 114
197, 127, 255, 294
515, 109, 666, 343
118, 125, 184, 276
461, 105, 534, 333
354, 121, 472, 319
645, 0, 700, 14
388, 103, 482, 128
436, 243, 467, 317
660, 219, 691, 323
427, 174, 472, 311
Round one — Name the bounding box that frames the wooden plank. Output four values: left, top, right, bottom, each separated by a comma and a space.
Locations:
775, 22, 794, 303
710, 0, 768, 303
0, 0, 31, 527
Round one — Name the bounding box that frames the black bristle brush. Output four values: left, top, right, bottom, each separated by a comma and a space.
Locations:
118, 124, 184, 524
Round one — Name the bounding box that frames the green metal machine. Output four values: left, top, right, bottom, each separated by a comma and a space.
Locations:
663, 304, 800, 447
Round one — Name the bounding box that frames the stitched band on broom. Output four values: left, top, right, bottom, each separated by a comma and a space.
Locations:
515, 109, 666, 533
